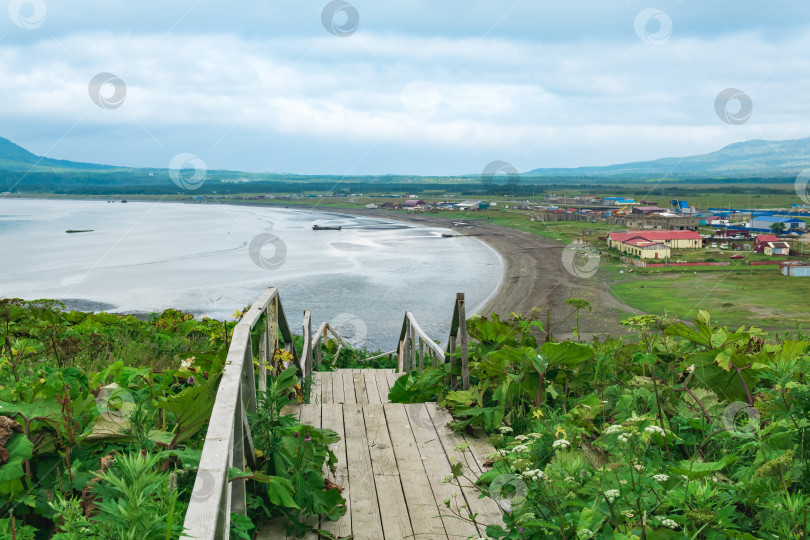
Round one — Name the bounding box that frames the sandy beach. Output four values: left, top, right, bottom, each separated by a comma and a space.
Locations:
341, 208, 640, 339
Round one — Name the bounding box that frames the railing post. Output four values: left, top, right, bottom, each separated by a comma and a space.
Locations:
457, 293, 470, 390
258, 330, 267, 394
398, 336, 405, 372
231, 388, 247, 516
303, 311, 313, 381
418, 338, 424, 373
448, 335, 457, 389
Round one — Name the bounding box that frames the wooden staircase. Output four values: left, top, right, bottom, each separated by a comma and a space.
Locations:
183, 288, 503, 540
259, 369, 502, 540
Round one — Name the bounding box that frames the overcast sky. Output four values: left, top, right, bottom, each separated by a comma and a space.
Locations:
1, 0, 809, 175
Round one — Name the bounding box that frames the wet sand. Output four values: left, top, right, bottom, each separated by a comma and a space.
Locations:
346, 209, 640, 340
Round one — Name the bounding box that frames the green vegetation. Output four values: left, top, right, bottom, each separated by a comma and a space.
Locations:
0, 298, 344, 539
611, 271, 810, 331
389, 311, 810, 539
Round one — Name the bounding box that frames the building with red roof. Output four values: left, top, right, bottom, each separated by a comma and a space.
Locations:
608, 230, 702, 250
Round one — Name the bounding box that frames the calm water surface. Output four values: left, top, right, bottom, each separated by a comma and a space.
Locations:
0, 199, 503, 351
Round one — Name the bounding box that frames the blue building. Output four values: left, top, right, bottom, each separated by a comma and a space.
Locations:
751, 216, 806, 231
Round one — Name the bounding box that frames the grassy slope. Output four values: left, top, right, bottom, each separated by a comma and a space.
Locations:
610, 268, 810, 330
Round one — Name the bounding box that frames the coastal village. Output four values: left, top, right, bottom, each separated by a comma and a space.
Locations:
356, 194, 810, 275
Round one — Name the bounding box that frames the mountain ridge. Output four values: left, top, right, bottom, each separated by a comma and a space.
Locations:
1, 135, 809, 179
524, 137, 810, 177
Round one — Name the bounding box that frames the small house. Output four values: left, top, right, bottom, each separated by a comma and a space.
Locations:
764, 242, 790, 256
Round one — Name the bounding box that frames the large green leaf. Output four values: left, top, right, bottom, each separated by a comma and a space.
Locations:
535, 342, 594, 372
670, 454, 738, 479
156, 373, 220, 446
466, 314, 516, 345
0, 433, 34, 485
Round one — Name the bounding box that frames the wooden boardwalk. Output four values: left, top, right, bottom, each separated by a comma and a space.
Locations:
261, 369, 503, 540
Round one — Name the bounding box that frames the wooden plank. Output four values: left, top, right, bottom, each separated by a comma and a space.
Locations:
343, 404, 384, 540
352, 370, 369, 404
331, 370, 346, 405
319, 404, 351, 539
281, 403, 300, 420
404, 403, 479, 538
256, 517, 286, 539
296, 406, 322, 539
363, 404, 413, 539
425, 404, 488, 474
363, 371, 382, 404
384, 403, 448, 539
341, 370, 356, 405
320, 371, 334, 405
386, 370, 400, 389
374, 370, 391, 404
425, 403, 504, 531
299, 403, 321, 429
310, 370, 322, 406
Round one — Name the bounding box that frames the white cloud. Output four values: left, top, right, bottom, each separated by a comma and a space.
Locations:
1, 8, 809, 174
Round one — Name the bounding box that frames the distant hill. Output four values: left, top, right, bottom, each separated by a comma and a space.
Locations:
525, 137, 810, 178
2, 134, 809, 183
0, 137, 116, 172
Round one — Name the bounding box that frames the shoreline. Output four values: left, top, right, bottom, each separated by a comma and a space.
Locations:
344, 208, 639, 338
4, 196, 640, 338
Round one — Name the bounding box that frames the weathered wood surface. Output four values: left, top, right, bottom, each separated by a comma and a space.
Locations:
257, 369, 502, 539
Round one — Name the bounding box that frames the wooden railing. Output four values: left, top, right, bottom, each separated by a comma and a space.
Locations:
398, 292, 469, 390
182, 288, 298, 539
183, 289, 470, 538
301, 313, 346, 376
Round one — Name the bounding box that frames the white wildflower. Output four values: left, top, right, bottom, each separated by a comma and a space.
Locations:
653, 474, 669, 482
521, 469, 546, 481
644, 425, 666, 437
514, 434, 529, 442
619, 480, 628, 485
660, 518, 678, 529
512, 444, 530, 453
577, 529, 595, 539
552, 439, 571, 450
634, 464, 644, 471
528, 433, 543, 439
604, 489, 620, 503
498, 426, 513, 434
618, 434, 629, 443
604, 424, 624, 435
180, 357, 195, 369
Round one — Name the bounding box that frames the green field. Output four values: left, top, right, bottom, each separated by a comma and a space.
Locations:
611, 269, 810, 331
